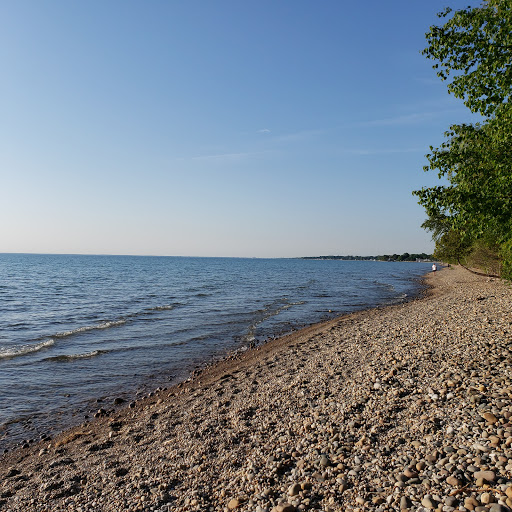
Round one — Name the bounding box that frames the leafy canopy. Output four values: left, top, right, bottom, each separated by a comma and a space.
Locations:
423, 0, 512, 116
414, 1, 512, 275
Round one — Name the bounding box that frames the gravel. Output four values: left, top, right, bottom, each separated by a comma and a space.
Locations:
2, 265, 512, 512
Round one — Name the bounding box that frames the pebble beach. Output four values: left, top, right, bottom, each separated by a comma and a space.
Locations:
2, 265, 512, 512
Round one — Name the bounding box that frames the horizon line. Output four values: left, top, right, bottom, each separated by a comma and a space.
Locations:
0, 251, 433, 259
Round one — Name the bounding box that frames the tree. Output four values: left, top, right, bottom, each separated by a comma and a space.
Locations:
423, 0, 512, 116
414, 1, 512, 277
414, 106, 512, 246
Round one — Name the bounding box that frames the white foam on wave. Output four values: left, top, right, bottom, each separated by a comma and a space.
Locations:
150, 304, 177, 311
54, 319, 126, 338
0, 339, 55, 360
45, 350, 107, 362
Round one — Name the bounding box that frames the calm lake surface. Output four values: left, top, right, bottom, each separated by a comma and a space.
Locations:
0, 254, 432, 449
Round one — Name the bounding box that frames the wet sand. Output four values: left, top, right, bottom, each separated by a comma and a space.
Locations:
2, 266, 512, 512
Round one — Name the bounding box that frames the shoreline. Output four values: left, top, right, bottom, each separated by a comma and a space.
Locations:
3, 266, 512, 511
0, 267, 430, 453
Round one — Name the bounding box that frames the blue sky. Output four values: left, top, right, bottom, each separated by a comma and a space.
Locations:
1, 0, 481, 257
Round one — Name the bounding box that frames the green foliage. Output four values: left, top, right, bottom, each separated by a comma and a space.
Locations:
466, 238, 502, 276
500, 238, 512, 279
431, 229, 471, 264
423, 0, 512, 116
414, 1, 512, 277
414, 104, 512, 246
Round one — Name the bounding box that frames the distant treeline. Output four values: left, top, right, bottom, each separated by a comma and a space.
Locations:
301, 253, 432, 262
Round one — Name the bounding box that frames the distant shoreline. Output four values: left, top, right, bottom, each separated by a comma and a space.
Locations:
300, 254, 433, 262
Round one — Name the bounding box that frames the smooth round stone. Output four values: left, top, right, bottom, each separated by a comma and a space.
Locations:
288, 484, 302, 497
480, 492, 494, 505
483, 412, 498, 424
273, 504, 295, 512
404, 468, 418, 479
228, 498, 243, 510
421, 496, 436, 509
444, 496, 458, 507
489, 505, 511, 512
446, 475, 464, 487
464, 496, 479, 510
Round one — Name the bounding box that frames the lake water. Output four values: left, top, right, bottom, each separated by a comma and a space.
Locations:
0, 254, 432, 450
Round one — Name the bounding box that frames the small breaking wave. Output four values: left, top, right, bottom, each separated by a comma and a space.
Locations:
44, 350, 108, 362
0, 339, 55, 360
149, 304, 179, 311
46, 304, 183, 341
54, 320, 127, 338
242, 299, 306, 343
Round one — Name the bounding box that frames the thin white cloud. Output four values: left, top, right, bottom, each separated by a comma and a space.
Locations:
340, 147, 422, 155
361, 103, 476, 127
257, 128, 271, 134
360, 112, 438, 127
271, 129, 323, 143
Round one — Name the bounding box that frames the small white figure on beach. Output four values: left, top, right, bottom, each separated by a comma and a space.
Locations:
432, 263, 437, 272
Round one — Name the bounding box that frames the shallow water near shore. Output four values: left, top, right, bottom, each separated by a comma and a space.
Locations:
0, 254, 432, 449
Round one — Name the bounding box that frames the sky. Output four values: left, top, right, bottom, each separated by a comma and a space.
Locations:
0, 0, 483, 258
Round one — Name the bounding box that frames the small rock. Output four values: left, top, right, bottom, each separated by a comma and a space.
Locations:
426, 452, 438, 463
421, 496, 436, 509
445, 496, 458, 507
319, 455, 330, 467
288, 484, 301, 497
404, 468, 418, 479
481, 492, 494, 505
400, 496, 410, 509
228, 498, 243, 510
489, 505, 511, 512
312, 471, 325, 481
473, 470, 496, 483
273, 504, 295, 512
464, 496, 479, 510
446, 475, 464, 487
483, 412, 498, 424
